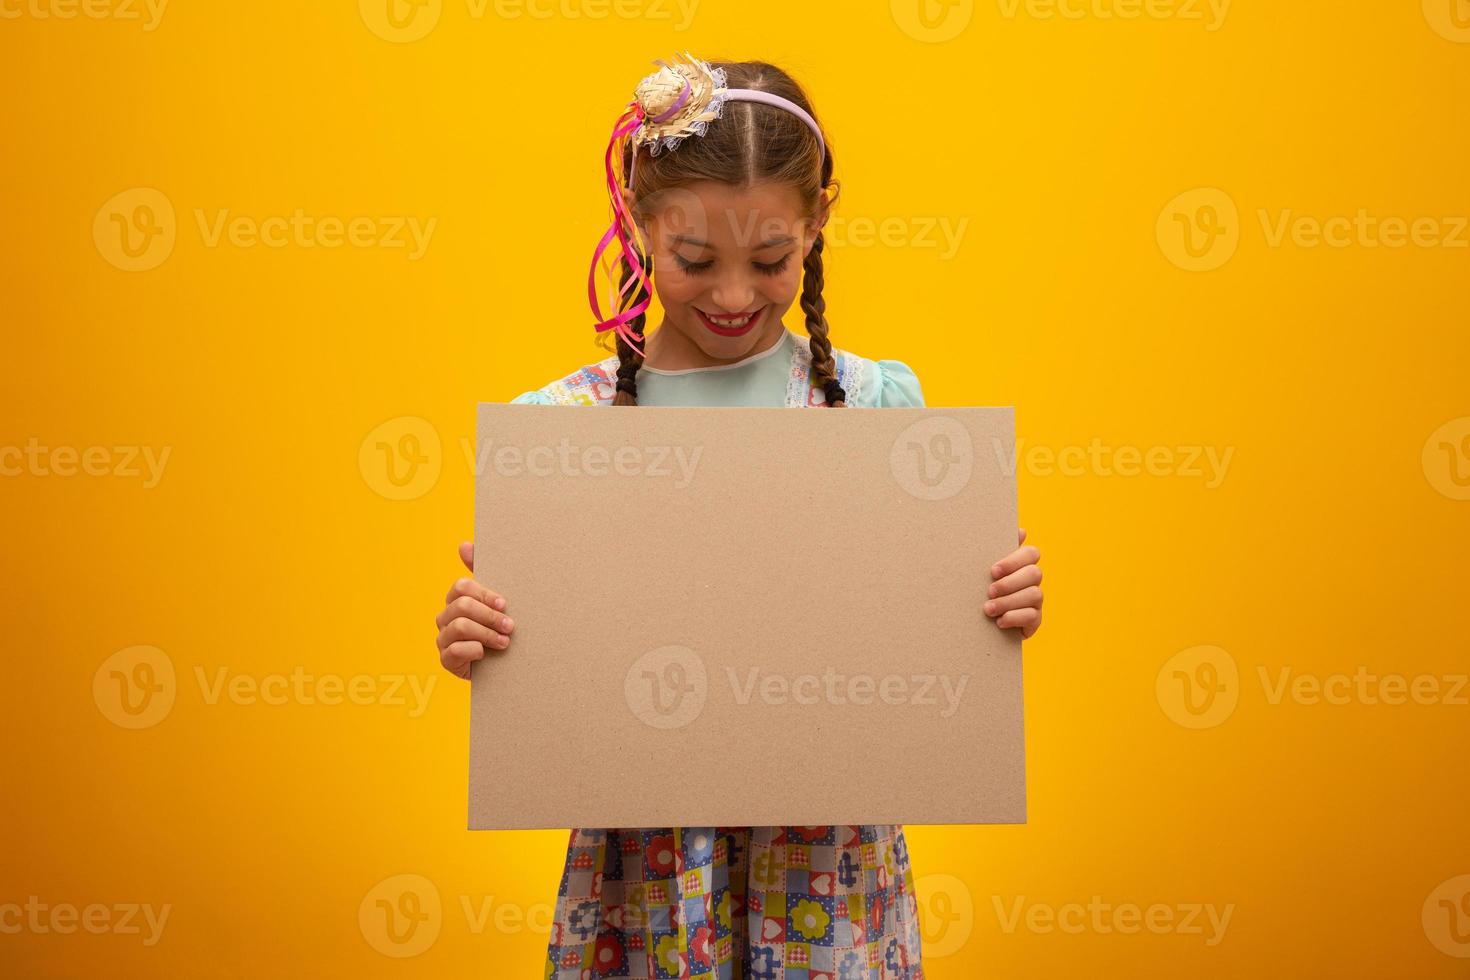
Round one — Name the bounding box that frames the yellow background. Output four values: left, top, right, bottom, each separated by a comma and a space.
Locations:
3, 0, 1469, 976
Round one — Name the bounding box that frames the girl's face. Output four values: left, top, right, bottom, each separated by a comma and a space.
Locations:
639, 180, 824, 368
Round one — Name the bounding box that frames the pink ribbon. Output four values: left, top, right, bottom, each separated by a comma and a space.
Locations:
587, 103, 653, 357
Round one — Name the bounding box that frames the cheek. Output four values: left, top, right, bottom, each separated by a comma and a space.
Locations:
764, 263, 804, 303
651, 263, 699, 305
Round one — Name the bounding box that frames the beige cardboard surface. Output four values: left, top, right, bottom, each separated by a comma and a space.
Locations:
470, 404, 1024, 830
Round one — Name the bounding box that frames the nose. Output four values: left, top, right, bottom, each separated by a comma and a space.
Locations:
709, 267, 758, 313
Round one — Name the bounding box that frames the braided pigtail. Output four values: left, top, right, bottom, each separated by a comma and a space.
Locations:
802, 146, 845, 407
612, 249, 651, 406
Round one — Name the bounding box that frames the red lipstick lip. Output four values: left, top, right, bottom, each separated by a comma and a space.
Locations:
696, 306, 765, 337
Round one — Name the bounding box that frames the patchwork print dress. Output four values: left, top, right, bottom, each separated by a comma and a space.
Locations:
513, 330, 928, 980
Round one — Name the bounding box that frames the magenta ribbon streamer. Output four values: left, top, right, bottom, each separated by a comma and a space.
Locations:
588, 104, 654, 357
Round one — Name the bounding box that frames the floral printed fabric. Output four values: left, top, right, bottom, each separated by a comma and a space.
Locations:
544, 825, 925, 979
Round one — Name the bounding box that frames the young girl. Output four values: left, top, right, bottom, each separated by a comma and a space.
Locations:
434, 54, 1044, 980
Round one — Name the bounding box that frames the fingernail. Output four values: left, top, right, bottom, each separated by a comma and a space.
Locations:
990, 564, 1003, 577
984, 601, 996, 615
494, 597, 506, 611
502, 617, 515, 633
987, 585, 997, 598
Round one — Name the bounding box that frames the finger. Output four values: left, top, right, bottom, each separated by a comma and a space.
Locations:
435, 595, 515, 636
444, 576, 506, 612
990, 545, 1040, 580
988, 564, 1042, 599
459, 541, 474, 572
1018, 527, 1027, 546
441, 639, 488, 678
438, 616, 510, 651
997, 606, 1041, 634
984, 585, 1043, 618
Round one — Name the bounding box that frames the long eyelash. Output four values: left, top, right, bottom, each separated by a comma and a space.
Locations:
673, 256, 714, 273
673, 254, 794, 276
755, 254, 793, 276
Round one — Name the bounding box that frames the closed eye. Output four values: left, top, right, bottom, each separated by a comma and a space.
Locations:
754, 254, 793, 276
673, 253, 794, 276
673, 255, 714, 274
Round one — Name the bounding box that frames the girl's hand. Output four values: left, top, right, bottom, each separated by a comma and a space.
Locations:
435, 542, 515, 680
985, 528, 1043, 639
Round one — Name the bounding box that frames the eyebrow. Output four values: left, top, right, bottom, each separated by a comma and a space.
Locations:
671, 234, 797, 249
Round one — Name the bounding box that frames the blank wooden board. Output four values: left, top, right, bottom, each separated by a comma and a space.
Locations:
470, 404, 1024, 830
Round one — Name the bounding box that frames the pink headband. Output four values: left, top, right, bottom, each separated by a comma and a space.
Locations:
588, 54, 827, 356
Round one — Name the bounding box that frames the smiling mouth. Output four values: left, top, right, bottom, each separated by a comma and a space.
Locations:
695, 306, 766, 337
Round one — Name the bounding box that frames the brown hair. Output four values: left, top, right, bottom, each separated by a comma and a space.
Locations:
607, 60, 846, 408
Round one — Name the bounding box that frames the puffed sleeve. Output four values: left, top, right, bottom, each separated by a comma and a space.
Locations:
874, 359, 926, 408
509, 389, 553, 405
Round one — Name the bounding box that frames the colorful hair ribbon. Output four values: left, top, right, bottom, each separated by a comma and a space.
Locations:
587, 103, 653, 357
